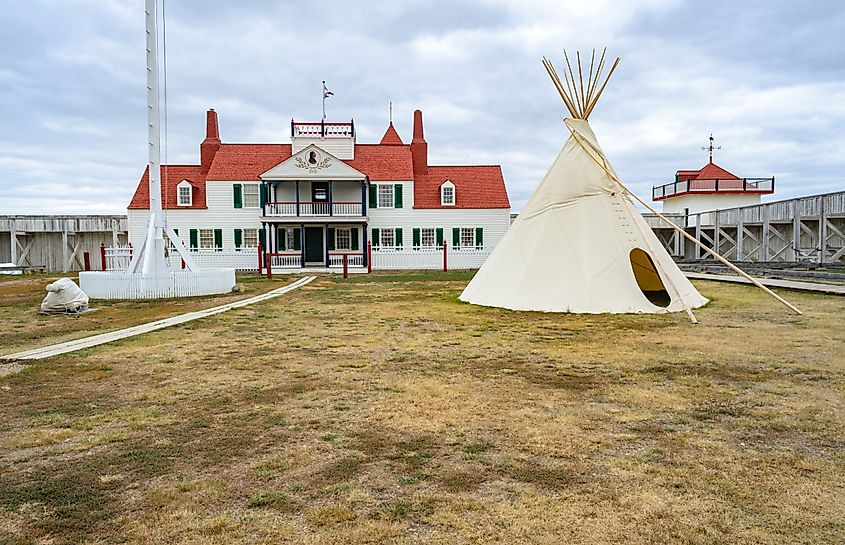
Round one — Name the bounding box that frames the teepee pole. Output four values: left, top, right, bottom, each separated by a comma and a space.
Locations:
618, 183, 803, 315
584, 57, 620, 119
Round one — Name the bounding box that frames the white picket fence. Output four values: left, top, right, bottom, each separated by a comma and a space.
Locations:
371, 246, 491, 270
79, 269, 236, 299
103, 245, 492, 273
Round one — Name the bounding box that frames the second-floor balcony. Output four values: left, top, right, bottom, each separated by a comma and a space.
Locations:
653, 177, 775, 201
265, 201, 364, 217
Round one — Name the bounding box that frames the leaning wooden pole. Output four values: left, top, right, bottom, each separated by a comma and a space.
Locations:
619, 184, 803, 315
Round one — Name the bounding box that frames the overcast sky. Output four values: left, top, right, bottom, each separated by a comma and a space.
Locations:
1, 0, 843, 214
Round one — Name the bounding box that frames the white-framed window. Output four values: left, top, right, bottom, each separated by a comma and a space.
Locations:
440, 181, 455, 206
177, 180, 192, 206
336, 228, 351, 250
286, 229, 296, 250
243, 184, 260, 208
199, 229, 215, 250
378, 184, 395, 208
420, 228, 436, 247
243, 228, 258, 248
460, 227, 475, 248
380, 228, 395, 247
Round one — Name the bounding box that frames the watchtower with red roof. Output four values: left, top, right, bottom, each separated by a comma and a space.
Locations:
652, 136, 774, 215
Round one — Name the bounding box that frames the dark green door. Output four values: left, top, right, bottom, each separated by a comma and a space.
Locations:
304, 227, 324, 263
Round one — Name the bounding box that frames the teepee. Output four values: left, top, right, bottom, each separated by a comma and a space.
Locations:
460, 49, 800, 320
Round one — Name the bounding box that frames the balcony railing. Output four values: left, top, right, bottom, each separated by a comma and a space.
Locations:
264, 201, 364, 217
291, 120, 355, 138
653, 177, 775, 201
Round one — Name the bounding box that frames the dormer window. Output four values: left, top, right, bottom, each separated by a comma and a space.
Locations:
177, 180, 193, 206
440, 180, 455, 206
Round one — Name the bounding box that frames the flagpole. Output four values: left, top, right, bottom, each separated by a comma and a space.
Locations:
322, 80, 326, 121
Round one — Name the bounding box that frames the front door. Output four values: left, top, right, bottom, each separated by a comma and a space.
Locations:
304, 227, 324, 264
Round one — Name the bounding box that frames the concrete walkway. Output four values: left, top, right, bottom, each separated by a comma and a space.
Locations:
2, 276, 316, 361
686, 272, 845, 296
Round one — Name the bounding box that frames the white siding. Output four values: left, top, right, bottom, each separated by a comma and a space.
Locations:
292, 136, 354, 159
368, 181, 511, 248
128, 180, 262, 250
661, 193, 763, 215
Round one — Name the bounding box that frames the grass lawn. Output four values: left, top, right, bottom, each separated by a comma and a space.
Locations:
1, 271, 844, 544
0, 273, 291, 356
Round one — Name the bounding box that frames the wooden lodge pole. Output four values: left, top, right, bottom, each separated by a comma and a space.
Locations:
620, 183, 802, 315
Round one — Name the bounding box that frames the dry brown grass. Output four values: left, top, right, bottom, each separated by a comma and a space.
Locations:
1, 271, 844, 544
0, 273, 290, 355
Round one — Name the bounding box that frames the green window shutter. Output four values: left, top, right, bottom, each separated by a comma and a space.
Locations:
369, 184, 378, 208
351, 228, 359, 251
371, 228, 380, 246
436, 227, 444, 246
394, 184, 403, 208
276, 228, 284, 250
327, 228, 336, 251
214, 228, 223, 251
234, 228, 242, 251
395, 227, 403, 246
260, 183, 268, 207
293, 228, 301, 251
233, 184, 243, 209
189, 229, 198, 250
258, 228, 266, 249
475, 227, 483, 248
452, 227, 460, 248
412, 228, 420, 248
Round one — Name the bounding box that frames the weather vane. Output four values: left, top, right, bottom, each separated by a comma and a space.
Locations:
702, 134, 721, 163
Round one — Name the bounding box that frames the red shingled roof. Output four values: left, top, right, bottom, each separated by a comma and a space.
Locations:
128, 165, 206, 209
414, 166, 510, 209
695, 161, 740, 180
128, 111, 509, 211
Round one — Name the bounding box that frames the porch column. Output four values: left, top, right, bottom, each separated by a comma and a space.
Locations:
328, 181, 333, 217
361, 181, 367, 216
300, 222, 305, 268
325, 224, 330, 267
296, 181, 301, 216
362, 223, 368, 267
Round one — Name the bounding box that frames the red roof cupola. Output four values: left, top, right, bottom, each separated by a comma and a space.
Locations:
411, 109, 428, 176
200, 109, 221, 176
379, 122, 404, 145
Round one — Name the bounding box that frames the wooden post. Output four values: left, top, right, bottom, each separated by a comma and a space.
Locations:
443, 240, 448, 272
713, 211, 721, 258
367, 241, 372, 274
257, 241, 264, 274
792, 199, 801, 261
83, 252, 91, 271
61, 228, 69, 272
694, 215, 702, 259
100, 242, 107, 271
266, 253, 273, 279
736, 211, 744, 261
343, 253, 349, 279
819, 196, 827, 263
9, 221, 17, 266
762, 205, 770, 262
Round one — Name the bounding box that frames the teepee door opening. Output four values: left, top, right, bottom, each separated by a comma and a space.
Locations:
629, 248, 670, 308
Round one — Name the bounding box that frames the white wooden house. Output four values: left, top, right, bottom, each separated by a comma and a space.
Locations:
127, 108, 511, 271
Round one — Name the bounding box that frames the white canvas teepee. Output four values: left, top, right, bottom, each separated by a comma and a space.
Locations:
460, 50, 708, 315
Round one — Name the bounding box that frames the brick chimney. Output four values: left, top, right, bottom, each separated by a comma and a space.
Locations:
200, 109, 221, 176
410, 109, 428, 176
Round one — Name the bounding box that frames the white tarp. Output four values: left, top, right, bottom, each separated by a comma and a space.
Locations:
460, 118, 708, 314
41, 278, 90, 313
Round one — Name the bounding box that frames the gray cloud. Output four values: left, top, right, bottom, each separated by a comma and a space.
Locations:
1, 0, 842, 214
